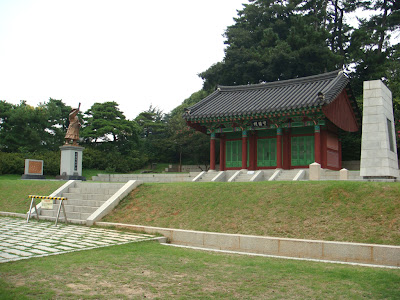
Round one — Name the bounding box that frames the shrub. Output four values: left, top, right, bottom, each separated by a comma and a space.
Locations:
0, 151, 60, 175
0, 152, 24, 174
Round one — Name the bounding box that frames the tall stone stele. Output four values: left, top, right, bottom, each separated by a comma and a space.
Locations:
360, 80, 399, 180
56, 103, 86, 181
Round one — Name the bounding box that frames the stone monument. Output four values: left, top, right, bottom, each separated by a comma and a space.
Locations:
21, 159, 46, 179
360, 80, 399, 180
56, 103, 86, 180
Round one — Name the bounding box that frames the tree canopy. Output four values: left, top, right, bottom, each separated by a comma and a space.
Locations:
200, 0, 399, 101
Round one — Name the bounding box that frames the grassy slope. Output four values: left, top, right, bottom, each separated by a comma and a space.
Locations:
0, 242, 399, 299
103, 181, 400, 245
1, 177, 399, 245
0, 177, 64, 213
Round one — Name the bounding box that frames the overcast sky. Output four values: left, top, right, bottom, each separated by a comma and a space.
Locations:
0, 0, 247, 119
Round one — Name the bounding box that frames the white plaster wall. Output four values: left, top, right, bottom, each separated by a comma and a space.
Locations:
360, 80, 399, 178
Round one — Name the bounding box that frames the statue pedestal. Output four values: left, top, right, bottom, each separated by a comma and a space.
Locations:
56, 145, 86, 181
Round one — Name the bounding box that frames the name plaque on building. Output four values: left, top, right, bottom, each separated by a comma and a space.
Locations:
252, 120, 268, 128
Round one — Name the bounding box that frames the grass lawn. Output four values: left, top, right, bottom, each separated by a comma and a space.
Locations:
0, 178, 64, 213
103, 181, 400, 245
0, 241, 399, 299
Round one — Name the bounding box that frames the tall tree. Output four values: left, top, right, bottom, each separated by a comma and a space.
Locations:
348, 0, 399, 96
38, 98, 71, 150
81, 101, 138, 146
167, 90, 211, 166
0, 101, 49, 152
135, 106, 169, 163
199, 0, 343, 90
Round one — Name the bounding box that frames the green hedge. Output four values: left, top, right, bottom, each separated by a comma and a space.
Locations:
0, 152, 60, 175
83, 148, 146, 173
0, 148, 147, 175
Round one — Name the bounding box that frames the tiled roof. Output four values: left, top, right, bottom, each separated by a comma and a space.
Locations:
184, 70, 350, 120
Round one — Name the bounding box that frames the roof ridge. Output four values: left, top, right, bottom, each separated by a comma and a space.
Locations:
218, 70, 342, 92
185, 90, 220, 115
320, 71, 349, 103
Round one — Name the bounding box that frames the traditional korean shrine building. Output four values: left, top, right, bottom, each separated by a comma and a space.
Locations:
183, 70, 360, 171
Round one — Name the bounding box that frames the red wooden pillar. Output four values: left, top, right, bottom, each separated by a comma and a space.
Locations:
241, 130, 248, 170
314, 125, 321, 164
320, 129, 327, 168
338, 138, 342, 169
276, 128, 282, 168
282, 129, 291, 169
219, 135, 225, 171
248, 132, 256, 170
210, 133, 216, 171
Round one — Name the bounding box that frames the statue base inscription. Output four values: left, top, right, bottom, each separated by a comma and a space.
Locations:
56, 145, 86, 181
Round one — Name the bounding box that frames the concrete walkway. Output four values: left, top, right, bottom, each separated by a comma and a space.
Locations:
0, 217, 157, 263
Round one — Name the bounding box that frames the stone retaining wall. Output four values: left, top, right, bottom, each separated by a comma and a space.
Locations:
92, 173, 199, 183
96, 222, 400, 267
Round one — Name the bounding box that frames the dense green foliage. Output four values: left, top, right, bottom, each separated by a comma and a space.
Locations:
0, 99, 210, 174
200, 0, 399, 95
0, 0, 399, 170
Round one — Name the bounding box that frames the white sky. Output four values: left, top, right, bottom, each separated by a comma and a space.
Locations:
0, 0, 247, 120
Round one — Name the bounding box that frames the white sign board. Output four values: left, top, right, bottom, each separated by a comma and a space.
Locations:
41, 199, 53, 210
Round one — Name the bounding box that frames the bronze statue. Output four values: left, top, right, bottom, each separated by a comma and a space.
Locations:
65, 103, 81, 146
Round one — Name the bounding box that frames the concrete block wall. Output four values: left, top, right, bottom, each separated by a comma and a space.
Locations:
360, 80, 399, 178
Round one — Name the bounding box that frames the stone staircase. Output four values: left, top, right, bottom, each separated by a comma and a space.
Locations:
232, 171, 255, 182
260, 170, 276, 181
196, 172, 218, 182
275, 169, 305, 181
39, 182, 126, 224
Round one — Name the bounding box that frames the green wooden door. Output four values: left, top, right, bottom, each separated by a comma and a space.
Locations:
257, 138, 277, 167
226, 140, 242, 168
291, 136, 314, 166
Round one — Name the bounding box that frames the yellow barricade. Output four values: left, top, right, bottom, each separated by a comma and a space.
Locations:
27, 195, 68, 226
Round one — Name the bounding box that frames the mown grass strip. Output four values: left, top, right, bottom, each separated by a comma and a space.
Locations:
0, 242, 399, 299
103, 181, 400, 245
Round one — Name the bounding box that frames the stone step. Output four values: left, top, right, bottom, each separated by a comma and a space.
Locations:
37, 181, 129, 222
276, 170, 300, 181
40, 210, 91, 221
198, 173, 217, 182
67, 187, 120, 195
263, 171, 275, 176
36, 215, 86, 225
57, 199, 107, 207
47, 204, 99, 214
75, 182, 126, 189
62, 193, 110, 201
234, 175, 254, 182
